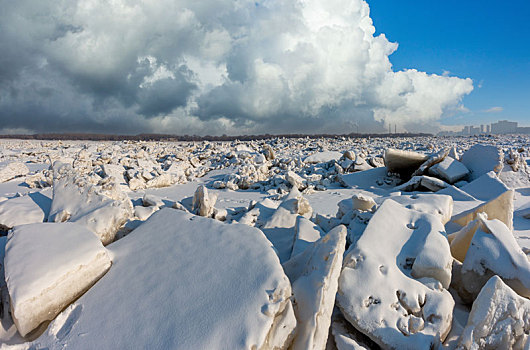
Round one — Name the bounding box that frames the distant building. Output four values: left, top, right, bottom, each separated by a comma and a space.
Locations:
486, 125, 491, 133
491, 120, 518, 134
480, 124, 485, 133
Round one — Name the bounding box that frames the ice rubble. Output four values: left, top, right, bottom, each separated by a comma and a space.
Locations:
0, 162, 29, 183
283, 225, 347, 350
48, 162, 133, 245
0, 136, 529, 348
451, 213, 530, 302
456, 276, 530, 350
30, 209, 296, 349
4, 222, 111, 337
337, 199, 454, 349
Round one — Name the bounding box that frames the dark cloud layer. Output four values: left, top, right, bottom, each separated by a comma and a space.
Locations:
0, 0, 473, 135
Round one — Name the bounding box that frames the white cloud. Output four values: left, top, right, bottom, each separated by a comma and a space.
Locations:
0, 0, 474, 134
484, 106, 504, 113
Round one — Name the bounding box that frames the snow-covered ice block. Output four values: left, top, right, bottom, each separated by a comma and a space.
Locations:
412, 148, 449, 176
192, 184, 217, 217
452, 214, 530, 302
286, 171, 307, 190
305, 151, 343, 164
459, 171, 509, 202
291, 216, 324, 258
0, 189, 51, 230
429, 157, 469, 184
395, 175, 448, 192
48, 163, 133, 245
283, 225, 347, 350
456, 276, 530, 350
0, 162, 29, 183
337, 199, 454, 350
383, 148, 428, 176
5, 223, 111, 337
389, 193, 453, 224
351, 193, 376, 211
31, 209, 296, 349
460, 144, 503, 181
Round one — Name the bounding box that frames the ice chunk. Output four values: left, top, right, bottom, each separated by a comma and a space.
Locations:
291, 216, 324, 258
48, 162, 133, 245
0, 189, 52, 230
383, 148, 428, 176
5, 223, 111, 337
286, 171, 307, 191
305, 151, 343, 164
460, 144, 503, 180
389, 193, 453, 224
456, 276, 530, 350
337, 199, 454, 349
31, 209, 296, 349
0, 162, 29, 183
351, 193, 376, 211
331, 312, 379, 350
191, 185, 217, 217
452, 214, 530, 302
395, 175, 448, 192
458, 171, 509, 201
283, 225, 347, 350
428, 157, 469, 184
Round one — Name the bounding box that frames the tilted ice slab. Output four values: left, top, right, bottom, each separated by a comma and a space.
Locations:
451, 214, 530, 302
48, 162, 133, 245
337, 199, 454, 350
283, 225, 347, 350
0, 162, 29, 183
4, 223, 111, 337
460, 144, 503, 181
331, 312, 378, 350
456, 276, 530, 350
0, 189, 51, 230
383, 148, 428, 176
290, 216, 324, 259
31, 209, 296, 349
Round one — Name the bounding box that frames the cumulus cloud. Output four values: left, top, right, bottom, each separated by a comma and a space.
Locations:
0, 0, 473, 135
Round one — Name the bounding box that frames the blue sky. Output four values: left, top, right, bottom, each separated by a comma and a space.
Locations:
369, 0, 530, 127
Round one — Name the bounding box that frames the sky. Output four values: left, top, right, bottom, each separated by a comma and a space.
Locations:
0, 0, 527, 135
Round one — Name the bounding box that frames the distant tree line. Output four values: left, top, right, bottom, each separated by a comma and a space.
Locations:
0, 132, 432, 142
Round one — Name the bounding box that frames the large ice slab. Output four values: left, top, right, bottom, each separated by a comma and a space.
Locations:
388, 193, 453, 224
31, 209, 296, 349
428, 157, 469, 184
290, 216, 324, 258
305, 151, 343, 164
283, 225, 347, 350
337, 199, 454, 350
48, 162, 133, 245
383, 149, 428, 176
4, 223, 111, 337
456, 276, 530, 350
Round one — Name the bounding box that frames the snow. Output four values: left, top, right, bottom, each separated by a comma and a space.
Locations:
4, 222, 111, 337
456, 276, 530, 350
283, 225, 347, 350
28, 208, 295, 349
388, 193, 453, 224
337, 199, 454, 349
460, 144, 503, 181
